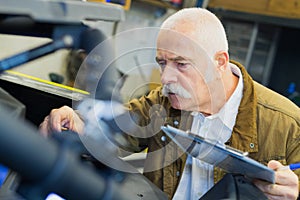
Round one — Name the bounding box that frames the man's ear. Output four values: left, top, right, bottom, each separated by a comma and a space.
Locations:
214, 51, 229, 71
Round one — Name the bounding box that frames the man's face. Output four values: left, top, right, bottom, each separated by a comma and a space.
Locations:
156, 29, 224, 113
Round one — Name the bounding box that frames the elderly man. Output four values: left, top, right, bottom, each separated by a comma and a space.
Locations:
40, 8, 300, 199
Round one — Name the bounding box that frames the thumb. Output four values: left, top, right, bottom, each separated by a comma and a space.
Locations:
268, 160, 283, 170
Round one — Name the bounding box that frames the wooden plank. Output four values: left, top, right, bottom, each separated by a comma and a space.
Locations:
208, 0, 300, 19
268, 0, 300, 18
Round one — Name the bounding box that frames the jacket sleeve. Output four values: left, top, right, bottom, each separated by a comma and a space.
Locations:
122, 86, 169, 152
286, 118, 300, 193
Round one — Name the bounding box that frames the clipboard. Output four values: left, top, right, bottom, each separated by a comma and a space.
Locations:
161, 125, 275, 183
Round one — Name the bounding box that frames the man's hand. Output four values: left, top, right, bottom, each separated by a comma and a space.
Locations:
39, 106, 84, 137
253, 160, 299, 200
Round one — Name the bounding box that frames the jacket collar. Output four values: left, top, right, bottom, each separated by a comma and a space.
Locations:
230, 60, 258, 153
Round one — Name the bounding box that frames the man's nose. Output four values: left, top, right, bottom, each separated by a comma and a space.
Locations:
160, 65, 177, 85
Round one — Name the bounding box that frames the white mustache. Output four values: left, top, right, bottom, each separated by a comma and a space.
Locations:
162, 84, 192, 99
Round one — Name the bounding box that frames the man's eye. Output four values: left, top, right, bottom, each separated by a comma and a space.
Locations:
176, 62, 189, 70
158, 61, 166, 70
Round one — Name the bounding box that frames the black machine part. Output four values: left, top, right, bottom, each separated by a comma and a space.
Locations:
0, 105, 127, 200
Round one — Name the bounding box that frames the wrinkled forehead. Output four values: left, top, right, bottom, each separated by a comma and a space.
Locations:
156, 29, 218, 82
156, 29, 209, 61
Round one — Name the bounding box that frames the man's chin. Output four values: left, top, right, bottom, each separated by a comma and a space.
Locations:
168, 95, 186, 110
169, 98, 196, 112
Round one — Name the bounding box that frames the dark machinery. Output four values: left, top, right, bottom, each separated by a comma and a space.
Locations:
0, 1, 167, 199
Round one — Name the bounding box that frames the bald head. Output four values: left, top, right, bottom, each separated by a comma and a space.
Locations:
160, 8, 228, 59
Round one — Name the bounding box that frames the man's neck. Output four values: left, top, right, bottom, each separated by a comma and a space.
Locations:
203, 65, 239, 115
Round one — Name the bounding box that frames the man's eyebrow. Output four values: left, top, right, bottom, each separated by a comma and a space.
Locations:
169, 56, 188, 62
155, 56, 190, 62
155, 57, 163, 62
